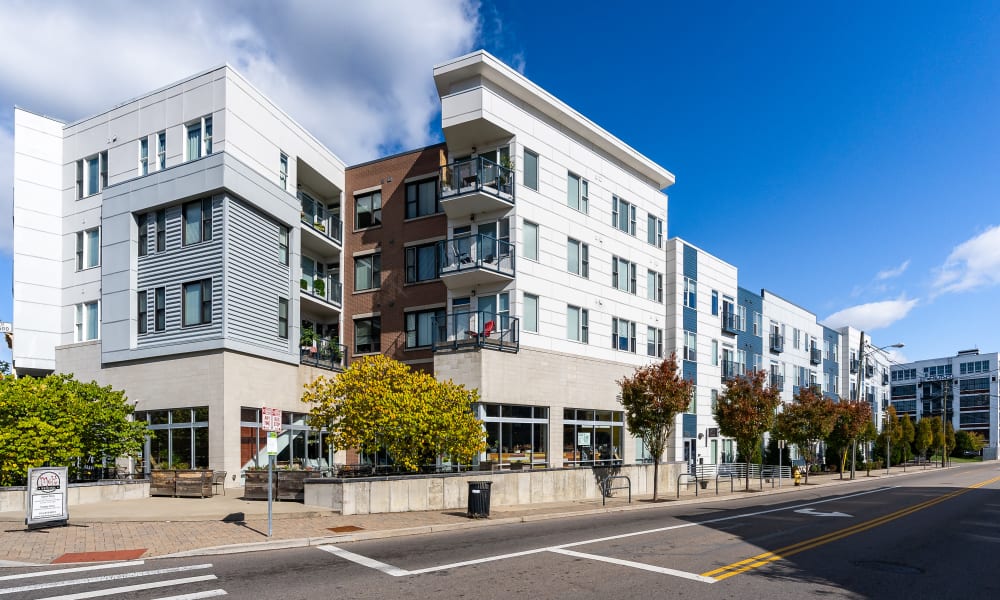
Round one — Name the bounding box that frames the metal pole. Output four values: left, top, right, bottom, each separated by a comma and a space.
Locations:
852, 332, 866, 480
942, 380, 948, 468
267, 452, 274, 537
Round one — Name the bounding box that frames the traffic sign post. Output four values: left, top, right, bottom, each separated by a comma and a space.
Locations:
261, 407, 282, 537
778, 440, 786, 488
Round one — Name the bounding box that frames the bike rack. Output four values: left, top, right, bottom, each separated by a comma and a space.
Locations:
677, 473, 702, 498
601, 475, 631, 506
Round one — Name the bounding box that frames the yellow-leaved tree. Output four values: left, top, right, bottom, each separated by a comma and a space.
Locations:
302, 355, 486, 472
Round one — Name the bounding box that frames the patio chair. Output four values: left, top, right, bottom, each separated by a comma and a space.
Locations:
212, 471, 228, 496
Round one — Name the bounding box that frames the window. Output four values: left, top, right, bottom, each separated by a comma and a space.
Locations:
647, 214, 663, 248
523, 221, 539, 261
711, 290, 719, 316
648, 326, 664, 358
612, 318, 636, 353
155, 209, 166, 252
77, 152, 108, 198
712, 339, 719, 366
137, 291, 148, 335
354, 317, 381, 354
684, 331, 696, 361
684, 277, 697, 308
74, 301, 100, 342
75, 227, 100, 270
737, 305, 747, 331
523, 149, 539, 191
278, 298, 289, 339
567, 305, 589, 343
139, 138, 149, 176
711, 389, 719, 411
279, 153, 288, 191
567, 238, 589, 277
182, 279, 212, 327
182, 198, 213, 245
405, 178, 439, 219
354, 253, 381, 291
567, 172, 588, 213
154, 287, 165, 331
793, 328, 801, 350
647, 270, 663, 303
186, 115, 212, 161
138, 214, 148, 257
76, 160, 83, 199
405, 309, 444, 349
157, 131, 166, 170
405, 243, 438, 283
752, 312, 761, 336
612, 196, 636, 235
612, 256, 637, 293
100, 151, 108, 189
278, 225, 289, 265
355, 190, 382, 229
523, 294, 539, 333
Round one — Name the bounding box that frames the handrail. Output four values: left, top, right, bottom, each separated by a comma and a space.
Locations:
601, 475, 631, 506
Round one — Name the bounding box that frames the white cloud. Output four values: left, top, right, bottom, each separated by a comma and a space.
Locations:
932, 225, 1000, 296
823, 296, 919, 331
875, 259, 910, 281
0, 0, 480, 161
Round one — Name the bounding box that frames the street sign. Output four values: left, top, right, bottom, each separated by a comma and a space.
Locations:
267, 431, 278, 455
778, 440, 786, 449
0, 322, 12, 334
262, 407, 282, 432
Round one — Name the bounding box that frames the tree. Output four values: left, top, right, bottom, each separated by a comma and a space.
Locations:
0, 374, 147, 486
773, 386, 836, 484
860, 420, 878, 475
944, 421, 956, 463
0, 360, 10, 377
928, 416, 943, 462
302, 355, 486, 472
827, 400, 872, 479
915, 417, 933, 463
900, 415, 915, 465
714, 370, 781, 490
876, 406, 903, 467
953, 430, 984, 457
618, 354, 693, 501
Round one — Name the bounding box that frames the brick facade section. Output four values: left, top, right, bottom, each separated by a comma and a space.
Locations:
344, 144, 449, 374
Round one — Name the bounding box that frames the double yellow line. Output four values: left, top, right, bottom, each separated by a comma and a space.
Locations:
703, 475, 1000, 581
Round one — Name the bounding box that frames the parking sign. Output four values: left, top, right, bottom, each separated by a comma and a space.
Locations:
262, 407, 282, 432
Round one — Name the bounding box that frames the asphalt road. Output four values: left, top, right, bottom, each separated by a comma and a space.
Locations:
4, 462, 1000, 599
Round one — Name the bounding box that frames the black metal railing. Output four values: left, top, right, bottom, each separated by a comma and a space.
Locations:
432, 310, 520, 353
769, 373, 784, 389
301, 276, 343, 308
437, 233, 515, 278
850, 359, 859, 374
769, 333, 784, 353
810, 347, 822, 365
439, 156, 515, 204
300, 195, 343, 246
722, 310, 739, 335
300, 339, 348, 371
722, 360, 742, 382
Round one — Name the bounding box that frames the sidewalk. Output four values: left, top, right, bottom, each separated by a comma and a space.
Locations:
0, 469, 919, 566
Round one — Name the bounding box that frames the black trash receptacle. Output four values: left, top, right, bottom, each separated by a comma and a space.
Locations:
467, 480, 493, 518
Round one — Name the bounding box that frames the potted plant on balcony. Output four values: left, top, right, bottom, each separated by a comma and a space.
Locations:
300, 326, 317, 351
313, 278, 326, 298
300, 278, 308, 290
498, 156, 515, 194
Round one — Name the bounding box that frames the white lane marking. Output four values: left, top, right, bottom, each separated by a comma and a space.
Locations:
320, 486, 895, 578
549, 549, 716, 584
0, 564, 213, 595
794, 508, 852, 517
36, 575, 218, 600
318, 546, 409, 577
150, 590, 228, 600
0, 561, 145, 582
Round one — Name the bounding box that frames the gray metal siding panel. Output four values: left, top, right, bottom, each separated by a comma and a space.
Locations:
225, 196, 293, 354
683, 244, 697, 279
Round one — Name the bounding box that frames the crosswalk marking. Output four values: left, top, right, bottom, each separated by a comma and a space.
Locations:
0, 561, 145, 582
150, 590, 228, 600
36, 574, 218, 600
0, 564, 212, 595
549, 549, 716, 583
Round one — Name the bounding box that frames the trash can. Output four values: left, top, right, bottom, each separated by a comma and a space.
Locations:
467, 480, 493, 518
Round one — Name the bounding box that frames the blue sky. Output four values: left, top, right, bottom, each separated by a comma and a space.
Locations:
2, 1, 999, 368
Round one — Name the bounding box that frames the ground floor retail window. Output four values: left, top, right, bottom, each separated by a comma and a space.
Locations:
135, 406, 209, 473
240, 407, 332, 471
563, 408, 624, 466
477, 403, 548, 468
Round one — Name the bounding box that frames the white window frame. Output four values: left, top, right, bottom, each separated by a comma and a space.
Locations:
523, 293, 539, 333
647, 270, 663, 303
612, 195, 636, 235
523, 221, 539, 261
567, 172, 588, 213
185, 115, 213, 161
139, 138, 149, 176
684, 277, 697, 309
567, 305, 589, 343
567, 238, 589, 278
279, 152, 288, 191
156, 131, 166, 170
74, 300, 100, 342
75, 227, 101, 271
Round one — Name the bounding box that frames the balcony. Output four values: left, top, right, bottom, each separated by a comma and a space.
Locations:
769, 373, 784, 390
432, 310, 519, 353
439, 157, 514, 219
810, 347, 822, 365
721, 310, 739, 335
769, 333, 784, 353
300, 338, 347, 371
722, 360, 742, 382
865, 363, 875, 378
882, 373, 889, 385
437, 233, 515, 289
300, 276, 343, 310
300, 193, 342, 258
850, 359, 859, 374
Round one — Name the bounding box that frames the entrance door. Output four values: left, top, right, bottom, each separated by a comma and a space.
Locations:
710, 439, 718, 464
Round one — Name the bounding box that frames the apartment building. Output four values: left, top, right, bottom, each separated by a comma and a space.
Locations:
13, 66, 349, 484
838, 327, 893, 427
890, 350, 999, 460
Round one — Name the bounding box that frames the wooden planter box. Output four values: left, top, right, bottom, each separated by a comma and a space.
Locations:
244, 470, 319, 501
243, 470, 274, 500
150, 470, 176, 497
175, 470, 213, 498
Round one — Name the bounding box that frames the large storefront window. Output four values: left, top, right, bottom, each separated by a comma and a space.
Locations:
240, 408, 332, 472
478, 403, 548, 468
136, 406, 209, 473
563, 409, 624, 467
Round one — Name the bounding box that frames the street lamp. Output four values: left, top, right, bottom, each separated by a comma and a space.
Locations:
851, 337, 904, 479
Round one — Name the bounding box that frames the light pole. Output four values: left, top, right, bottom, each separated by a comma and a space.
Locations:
851, 335, 904, 479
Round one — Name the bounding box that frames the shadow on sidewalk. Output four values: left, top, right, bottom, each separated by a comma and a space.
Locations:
221, 512, 266, 537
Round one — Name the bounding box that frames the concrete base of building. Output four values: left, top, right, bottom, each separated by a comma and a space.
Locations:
304, 462, 684, 515
0, 480, 150, 512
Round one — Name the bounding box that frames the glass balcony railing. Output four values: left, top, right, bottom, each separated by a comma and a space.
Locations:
439, 156, 515, 204
810, 347, 823, 365
300, 338, 347, 371
300, 276, 343, 308
300, 194, 343, 246
437, 233, 515, 278
769, 333, 784, 353
722, 360, 743, 382
432, 310, 519, 353
721, 310, 740, 335
850, 359, 860, 374
769, 373, 784, 389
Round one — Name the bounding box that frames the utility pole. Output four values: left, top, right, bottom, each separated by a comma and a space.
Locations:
941, 379, 948, 468
851, 331, 866, 480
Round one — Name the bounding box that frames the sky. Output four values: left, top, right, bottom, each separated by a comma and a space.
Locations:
1, 0, 999, 368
